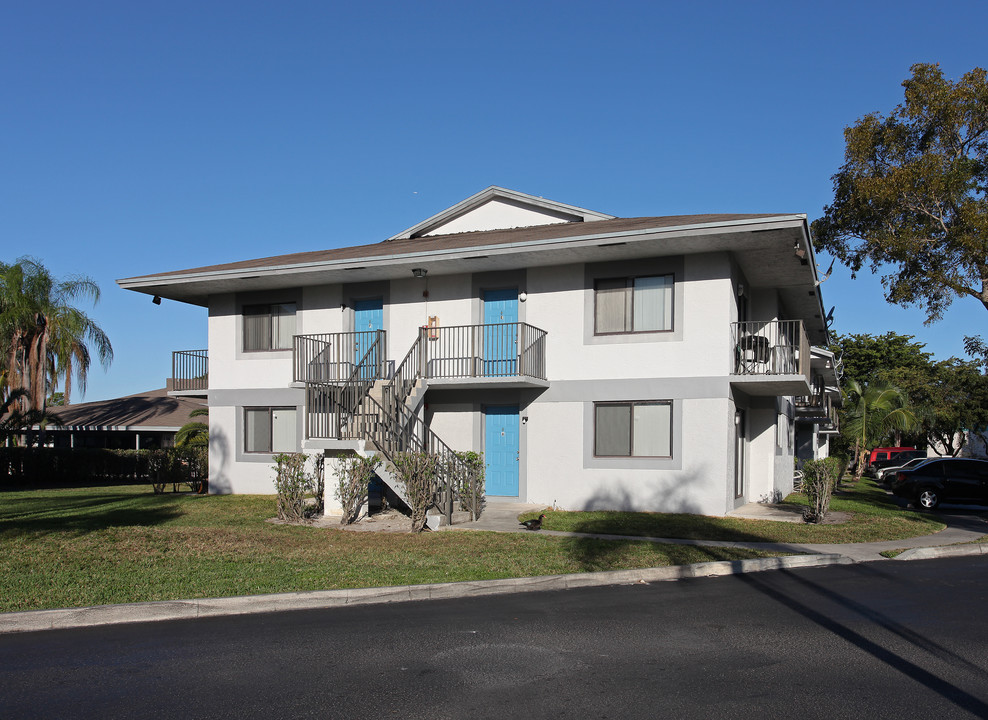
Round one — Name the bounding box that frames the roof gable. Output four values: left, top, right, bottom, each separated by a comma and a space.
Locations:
387, 186, 614, 240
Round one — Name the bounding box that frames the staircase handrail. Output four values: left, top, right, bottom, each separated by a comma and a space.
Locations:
345, 392, 479, 522
332, 330, 386, 436
384, 327, 426, 414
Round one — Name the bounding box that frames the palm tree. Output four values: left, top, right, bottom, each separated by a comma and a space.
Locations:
842, 379, 920, 479
175, 408, 209, 447
0, 257, 112, 412
0, 387, 55, 447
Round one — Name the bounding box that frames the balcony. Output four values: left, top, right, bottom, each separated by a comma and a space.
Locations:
168, 349, 208, 396
796, 391, 840, 431
730, 320, 811, 396
294, 323, 549, 390
421, 322, 548, 388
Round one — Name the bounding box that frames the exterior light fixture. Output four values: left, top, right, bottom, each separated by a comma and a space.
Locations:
152, 295, 162, 305
412, 268, 427, 278
519, 292, 528, 302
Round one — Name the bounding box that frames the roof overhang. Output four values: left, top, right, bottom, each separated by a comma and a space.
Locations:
118, 214, 830, 343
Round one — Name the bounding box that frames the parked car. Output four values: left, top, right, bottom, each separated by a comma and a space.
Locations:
876, 456, 929, 485
866, 447, 922, 477
892, 458, 988, 509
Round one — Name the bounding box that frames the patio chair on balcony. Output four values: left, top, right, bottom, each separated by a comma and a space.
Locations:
737, 334, 770, 374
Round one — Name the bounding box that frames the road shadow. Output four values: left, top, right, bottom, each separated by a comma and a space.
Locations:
738, 564, 988, 717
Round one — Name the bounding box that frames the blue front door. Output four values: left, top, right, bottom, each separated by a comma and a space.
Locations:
483, 288, 518, 376
353, 298, 383, 379
485, 405, 519, 496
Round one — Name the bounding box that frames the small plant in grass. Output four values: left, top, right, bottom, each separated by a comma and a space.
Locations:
455, 450, 485, 519
802, 456, 843, 523
390, 451, 439, 532
273, 452, 319, 522
333, 453, 381, 525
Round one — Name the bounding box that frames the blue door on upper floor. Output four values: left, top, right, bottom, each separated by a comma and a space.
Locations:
353, 298, 383, 379
485, 405, 519, 497
483, 288, 518, 376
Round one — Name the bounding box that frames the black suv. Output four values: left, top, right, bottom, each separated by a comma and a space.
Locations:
892, 458, 988, 509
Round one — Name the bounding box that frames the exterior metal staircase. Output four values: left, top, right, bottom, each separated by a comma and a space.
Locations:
303, 329, 480, 524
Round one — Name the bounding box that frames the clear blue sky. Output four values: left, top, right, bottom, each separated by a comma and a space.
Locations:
3, 0, 986, 402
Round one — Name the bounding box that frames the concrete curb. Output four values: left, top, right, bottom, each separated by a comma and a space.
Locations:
895, 543, 988, 561
0, 553, 851, 635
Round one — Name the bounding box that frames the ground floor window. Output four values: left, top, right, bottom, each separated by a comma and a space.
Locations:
594, 401, 672, 458
244, 407, 297, 453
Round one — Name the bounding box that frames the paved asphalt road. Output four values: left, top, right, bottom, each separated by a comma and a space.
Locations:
3, 557, 988, 720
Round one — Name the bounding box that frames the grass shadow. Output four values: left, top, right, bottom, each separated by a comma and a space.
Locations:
522, 477, 950, 571
0, 490, 184, 536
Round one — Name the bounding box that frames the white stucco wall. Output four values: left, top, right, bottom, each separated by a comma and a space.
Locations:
204, 251, 797, 514
424, 199, 574, 236
524, 397, 732, 515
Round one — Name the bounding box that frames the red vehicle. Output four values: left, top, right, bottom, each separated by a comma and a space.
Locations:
865, 447, 921, 477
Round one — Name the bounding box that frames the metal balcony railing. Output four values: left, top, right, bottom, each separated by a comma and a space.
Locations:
731, 320, 810, 380
171, 350, 208, 392
293, 331, 387, 384
422, 322, 547, 380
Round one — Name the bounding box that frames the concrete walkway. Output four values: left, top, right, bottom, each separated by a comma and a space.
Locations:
451, 500, 988, 563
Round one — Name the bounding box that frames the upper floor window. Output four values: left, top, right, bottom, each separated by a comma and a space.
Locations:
243, 303, 296, 351
594, 275, 673, 335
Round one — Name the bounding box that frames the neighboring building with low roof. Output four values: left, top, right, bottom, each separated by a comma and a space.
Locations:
44, 389, 207, 450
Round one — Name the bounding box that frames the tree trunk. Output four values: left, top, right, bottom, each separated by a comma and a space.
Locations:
855, 447, 868, 481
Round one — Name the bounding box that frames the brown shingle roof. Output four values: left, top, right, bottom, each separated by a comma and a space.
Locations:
50, 389, 206, 429
128, 214, 785, 280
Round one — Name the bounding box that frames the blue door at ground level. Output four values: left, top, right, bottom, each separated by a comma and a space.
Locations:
483, 288, 518, 376
353, 298, 383, 378
485, 405, 519, 496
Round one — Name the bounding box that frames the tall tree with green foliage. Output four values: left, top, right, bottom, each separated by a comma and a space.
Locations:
919, 358, 988, 456
831, 332, 933, 388
0, 257, 112, 412
832, 332, 988, 455
813, 63, 988, 323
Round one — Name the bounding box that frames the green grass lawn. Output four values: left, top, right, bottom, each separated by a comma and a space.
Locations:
524, 478, 947, 544
0, 485, 783, 614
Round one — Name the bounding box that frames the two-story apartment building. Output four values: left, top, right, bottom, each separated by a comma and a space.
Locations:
119, 186, 836, 517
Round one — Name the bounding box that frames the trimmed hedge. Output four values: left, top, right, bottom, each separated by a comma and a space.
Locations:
0, 447, 206, 490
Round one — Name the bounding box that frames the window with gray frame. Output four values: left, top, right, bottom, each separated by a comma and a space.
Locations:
594, 275, 673, 334
594, 401, 672, 457
244, 407, 297, 453
243, 303, 296, 351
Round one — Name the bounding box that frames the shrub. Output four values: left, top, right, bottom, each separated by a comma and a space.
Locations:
802, 456, 843, 523
147, 447, 209, 494
273, 452, 318, 522
455, 450, 485, 519
333, 453, 381, 525
390, 451, 440, 532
